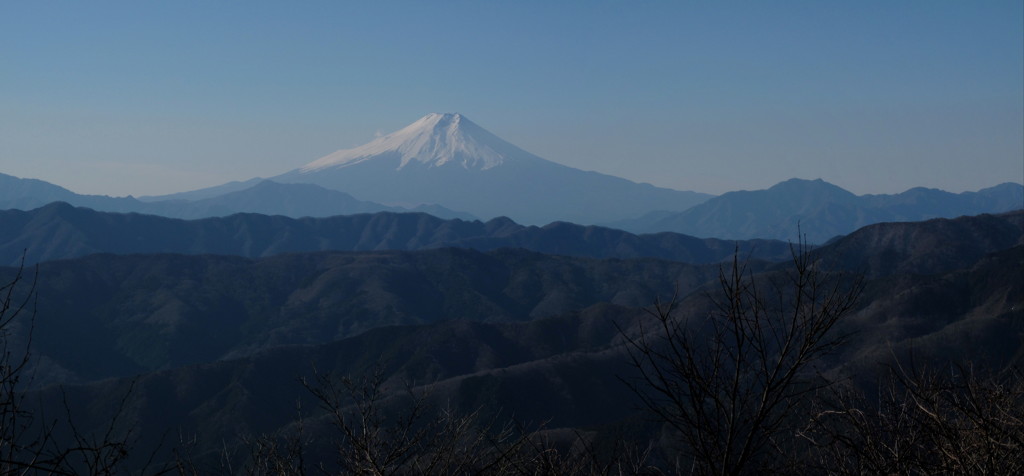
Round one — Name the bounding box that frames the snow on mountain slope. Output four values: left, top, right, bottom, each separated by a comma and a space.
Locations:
300, 113, 537, 172
273, 112, 713, 225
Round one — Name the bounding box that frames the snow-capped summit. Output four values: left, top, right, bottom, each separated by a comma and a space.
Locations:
300, 113, 534, 172
273, 113, 712, 225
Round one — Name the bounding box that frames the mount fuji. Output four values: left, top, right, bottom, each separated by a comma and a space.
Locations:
272, 113, 711, 225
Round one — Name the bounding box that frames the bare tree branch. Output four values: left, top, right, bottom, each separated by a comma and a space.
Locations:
622, 241, 863, 475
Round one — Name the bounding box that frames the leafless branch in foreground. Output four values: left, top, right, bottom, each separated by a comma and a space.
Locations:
621, 239, 863, 475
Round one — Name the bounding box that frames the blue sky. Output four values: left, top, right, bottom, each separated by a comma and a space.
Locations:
2, 1, 1021, 196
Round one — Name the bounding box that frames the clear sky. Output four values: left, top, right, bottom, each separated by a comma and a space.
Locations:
2, 1, 1021, 197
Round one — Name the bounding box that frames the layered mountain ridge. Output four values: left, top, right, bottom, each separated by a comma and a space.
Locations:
611, 178, 1023, 242
7, 210, 1020, 471
3, 112, 1021, 236
0, 173, 473, 221
0, 202, 793, 267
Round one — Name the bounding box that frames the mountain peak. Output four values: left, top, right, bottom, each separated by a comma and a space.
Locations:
768, 178, 858, 198
299, 113, 533, 173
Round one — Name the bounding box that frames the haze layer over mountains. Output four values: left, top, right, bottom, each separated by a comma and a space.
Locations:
3, 113, 1021, 243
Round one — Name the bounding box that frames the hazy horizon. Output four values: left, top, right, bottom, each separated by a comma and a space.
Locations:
2, 2, 1021, 197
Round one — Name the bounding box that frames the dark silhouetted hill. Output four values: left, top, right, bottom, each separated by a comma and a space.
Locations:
813, 210, 1023, 277
3, 248, 730, 385
0, 202, 793, 266
6, 210, 1021, 471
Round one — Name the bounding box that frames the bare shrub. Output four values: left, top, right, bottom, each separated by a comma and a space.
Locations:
803, 362, 1024, 475
621, 242, 863, 475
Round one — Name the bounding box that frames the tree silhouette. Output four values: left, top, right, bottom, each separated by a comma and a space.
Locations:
621, 241, 863, 475
0, 255, 146, 475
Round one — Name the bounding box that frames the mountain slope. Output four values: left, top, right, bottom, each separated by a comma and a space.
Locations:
23, 211, 1023, 471
2, 248, 728, 386
149, 180, 475, 220
137, 177, 265, 202
40, 305, 646, 470
0, 203, 793, 266
8, 210, 1018, 389
0, 173, 476, 221
300, 112, 522, 171
272, 113, 712, 225
0, 172, 148, 212
616, 178, 1024, 242
813, 210, 1024, 278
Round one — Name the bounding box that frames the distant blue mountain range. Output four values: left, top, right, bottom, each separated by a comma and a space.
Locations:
0, 173, 474, 221
1, 172, 1020, 243
605, 178, 1022, 243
